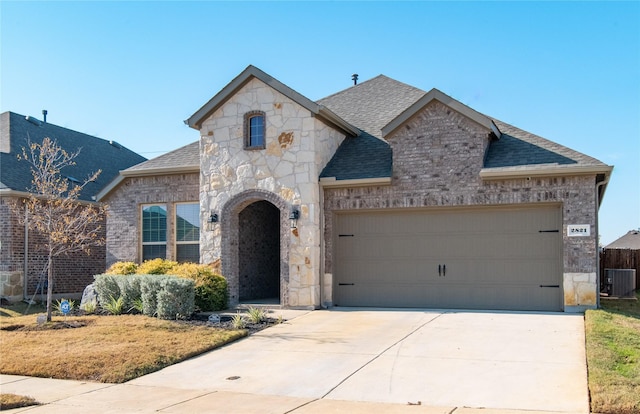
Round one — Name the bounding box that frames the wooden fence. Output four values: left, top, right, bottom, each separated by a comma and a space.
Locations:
600, 248, 640, 290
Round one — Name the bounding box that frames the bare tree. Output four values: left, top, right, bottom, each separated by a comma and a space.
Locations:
13, 137, 106, 321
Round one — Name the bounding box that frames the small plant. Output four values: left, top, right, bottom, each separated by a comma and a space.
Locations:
54, 298, 75, 314
275, 314, 284, 324
102, 295, 124, 315
231, 312, 246, 329
81, 299, 98, 314
245, 306, 267, 324
130, 298, 144, 314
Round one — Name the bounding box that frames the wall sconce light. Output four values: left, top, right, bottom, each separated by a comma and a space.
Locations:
289, 208, 300, 229
207, 212, 219, 231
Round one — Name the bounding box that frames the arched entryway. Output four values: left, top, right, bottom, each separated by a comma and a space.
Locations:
238, 200, 280, 302
220, 189, 290, 307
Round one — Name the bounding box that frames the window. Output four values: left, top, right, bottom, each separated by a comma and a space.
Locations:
244, 111, 265, 149
142, 204, 167, 261
176, 203, 200, 263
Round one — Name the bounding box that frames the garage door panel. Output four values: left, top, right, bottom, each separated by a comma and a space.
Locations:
335, 206, 562, 311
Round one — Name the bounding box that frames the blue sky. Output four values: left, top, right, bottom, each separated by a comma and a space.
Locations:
1, 1, 638, 245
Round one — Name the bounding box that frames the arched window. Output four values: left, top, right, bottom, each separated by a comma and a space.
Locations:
244, 111, 265, 149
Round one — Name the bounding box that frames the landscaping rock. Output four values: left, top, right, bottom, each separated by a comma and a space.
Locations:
80, 283, 98, 307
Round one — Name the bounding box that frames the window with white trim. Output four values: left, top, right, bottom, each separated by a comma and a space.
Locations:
175, 203, 200, 263
142, 204, 167, 261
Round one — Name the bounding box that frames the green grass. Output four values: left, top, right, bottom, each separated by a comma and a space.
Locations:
586, 291, 640, 414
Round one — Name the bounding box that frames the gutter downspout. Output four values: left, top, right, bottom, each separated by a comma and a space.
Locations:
595, 174, 610, 309
23, 204, 28, 301
319, 181, 326, 308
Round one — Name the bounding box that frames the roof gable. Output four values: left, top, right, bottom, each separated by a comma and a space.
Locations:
0, 111, 146, 201
382, 88, 501, 138
186, 65, 359, 137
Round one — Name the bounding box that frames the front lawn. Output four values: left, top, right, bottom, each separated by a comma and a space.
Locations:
585, 291, 640, 414
0, 308, 246, 383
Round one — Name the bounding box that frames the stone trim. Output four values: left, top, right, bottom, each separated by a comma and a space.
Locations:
220, 189, 290, 306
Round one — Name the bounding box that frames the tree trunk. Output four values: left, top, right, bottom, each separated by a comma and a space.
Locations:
46, 254, 53, 322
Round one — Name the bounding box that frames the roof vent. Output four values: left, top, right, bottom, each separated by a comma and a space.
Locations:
352, 74, 358, 85
109, 140, 123, 149
42, 110, 48, 123
25, 116, 43, 126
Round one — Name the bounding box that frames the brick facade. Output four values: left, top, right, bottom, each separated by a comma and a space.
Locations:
1, 195, 106, 299
323, 101, 599, 310
103, 173, 199, 266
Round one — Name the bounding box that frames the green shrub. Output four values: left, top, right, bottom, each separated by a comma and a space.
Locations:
245, 306, 267, 324
93, 274, 121, 305
105, 261, 138, 275
102, 295, 125, 315
156, 277, 195, 320
119, 275, 143, 312
81, 299, 98, 314
172, 262, 228, 311
136, 258, 178, 275
231, 312, 246, 329
140, 275, 164, 317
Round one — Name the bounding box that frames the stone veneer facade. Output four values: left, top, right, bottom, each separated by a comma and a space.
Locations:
104, 173, 199, 265
322, 101, 599, 311
199, 78, 345, 307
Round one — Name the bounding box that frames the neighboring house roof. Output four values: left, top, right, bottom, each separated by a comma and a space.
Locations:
605, 230, 640, 250
0, 111, 146, 202
96, 141, 199, 201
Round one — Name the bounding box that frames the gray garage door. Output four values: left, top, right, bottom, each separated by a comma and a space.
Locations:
334, 205, 563, 311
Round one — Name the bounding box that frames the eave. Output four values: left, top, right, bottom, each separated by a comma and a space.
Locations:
319, 176, 392, 188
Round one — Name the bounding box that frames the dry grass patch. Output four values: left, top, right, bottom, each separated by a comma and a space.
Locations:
586, 292, 640, 414
0, 313, 245, 383
0, 393, 39, 410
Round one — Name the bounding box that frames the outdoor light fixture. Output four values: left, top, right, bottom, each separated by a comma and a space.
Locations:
289, 208, 300, 229
207, 212, 219, 231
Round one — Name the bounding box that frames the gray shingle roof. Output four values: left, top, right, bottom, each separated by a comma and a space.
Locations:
605, 230, 640, 250
484, 120, 606, 169
124, 141, 199, 173
318, 74, 609, 181
0, 111, 146, 201
318, 75, 426, 138
318, 76, 425, 180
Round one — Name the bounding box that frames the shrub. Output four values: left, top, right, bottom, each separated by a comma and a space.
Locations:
102, 295, 125, 315
93, 274, 121, 305
81, 299, 98, 314
118, 275, 143, 312
172, 262, 228, 311
246, 306, 267, 324
136, 258, 178, 275
231, 312, 246, 329
156, 277, 195, 320
105, 261, 138, 275
140, 275, 164, 317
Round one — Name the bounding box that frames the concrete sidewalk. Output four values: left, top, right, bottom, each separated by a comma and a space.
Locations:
0, 309, 590, 413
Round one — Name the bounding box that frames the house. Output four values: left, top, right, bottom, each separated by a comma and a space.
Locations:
0, 111, 146, 300
99, 65, 613, 312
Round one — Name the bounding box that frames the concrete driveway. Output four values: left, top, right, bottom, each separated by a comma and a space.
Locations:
128, 308, 589, 413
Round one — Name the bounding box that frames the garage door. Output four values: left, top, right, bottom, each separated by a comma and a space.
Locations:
334, 205, 562, 311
